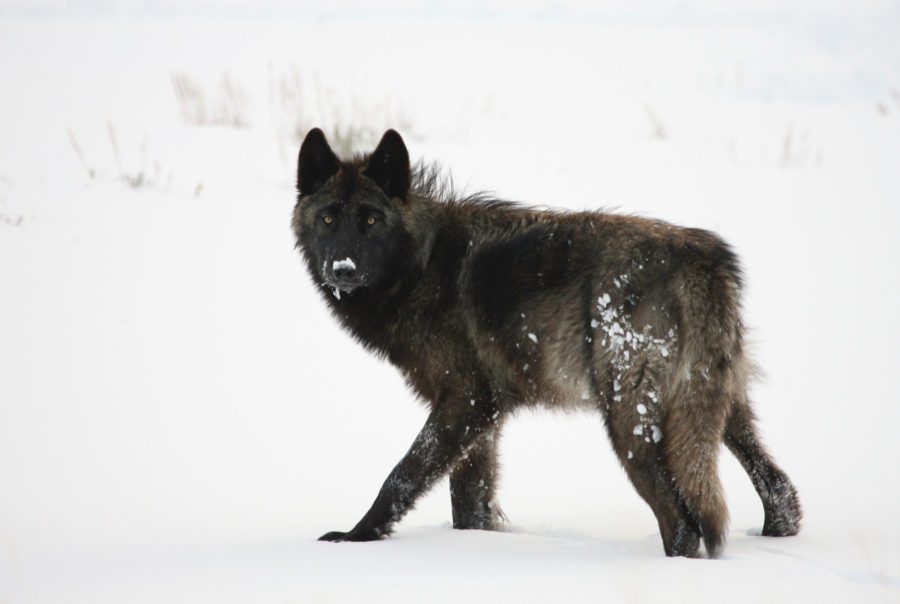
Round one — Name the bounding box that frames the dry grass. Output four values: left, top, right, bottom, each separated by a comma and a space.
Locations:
66, 124, 179, 192
0, 213, 23, 227
67, 130, 96, 181
780, 124, 822, 168
173, 72, 250, 128
171, 65, 418, 165
644, 103, 668, 141
0, 177, 23, 227
270, 65, 417, 159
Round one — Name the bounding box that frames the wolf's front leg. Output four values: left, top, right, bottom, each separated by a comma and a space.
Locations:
450, 425, 505, 531
319, 403, 495, 542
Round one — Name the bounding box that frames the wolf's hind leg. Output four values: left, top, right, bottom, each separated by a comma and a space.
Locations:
601, 345, 702, 557
450, 426, 505, 531
611, 424, 702, 557
605, 387, 701, 558
725, 401, 802, 537
664, 378, 730, 558
621, 443, 702, 557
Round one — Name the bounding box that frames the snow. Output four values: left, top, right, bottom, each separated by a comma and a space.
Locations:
2, 3, 900, 603
333, 257, 356, 271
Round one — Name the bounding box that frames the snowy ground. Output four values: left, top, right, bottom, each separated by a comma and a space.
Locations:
2, 3, 900, 602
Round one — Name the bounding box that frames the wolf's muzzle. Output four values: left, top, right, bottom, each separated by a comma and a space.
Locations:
326, 257, 362, 291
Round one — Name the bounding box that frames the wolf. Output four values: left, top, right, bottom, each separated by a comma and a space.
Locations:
292, 128, 801, 557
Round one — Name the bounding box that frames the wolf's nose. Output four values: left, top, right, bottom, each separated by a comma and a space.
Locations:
334, 265, 356, 280
332, 258, 357, 281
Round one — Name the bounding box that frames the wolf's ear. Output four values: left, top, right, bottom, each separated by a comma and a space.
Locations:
364, 129, 410, 201
297, 128, 339, 196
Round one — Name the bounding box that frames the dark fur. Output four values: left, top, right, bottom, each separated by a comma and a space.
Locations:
293, 128, 801, 558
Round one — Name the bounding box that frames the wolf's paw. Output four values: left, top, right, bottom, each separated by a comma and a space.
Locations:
762, 512, 801, 537
665, 519, 702, 558
318, 527, 382, 542
761, 481, 802, 537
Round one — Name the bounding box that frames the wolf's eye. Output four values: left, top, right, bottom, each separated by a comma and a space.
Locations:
367, 216, 377, 226
323, 215, 333, 225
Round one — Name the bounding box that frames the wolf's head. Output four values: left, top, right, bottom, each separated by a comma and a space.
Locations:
293, 128, 420, 298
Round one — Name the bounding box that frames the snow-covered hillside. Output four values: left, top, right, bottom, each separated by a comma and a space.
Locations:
1, 3, 899, 602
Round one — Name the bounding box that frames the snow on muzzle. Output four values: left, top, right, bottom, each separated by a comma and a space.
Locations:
323, 256, 365, 299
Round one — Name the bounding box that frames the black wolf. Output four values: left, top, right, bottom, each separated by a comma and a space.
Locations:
292, 128, 801, 557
